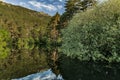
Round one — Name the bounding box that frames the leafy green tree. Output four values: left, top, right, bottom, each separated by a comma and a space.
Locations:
60, 0, 120, 62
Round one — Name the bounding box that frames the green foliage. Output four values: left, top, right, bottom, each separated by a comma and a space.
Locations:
0, 48, 49, 79
61, 0, 120, 62
0, 1, 51, 51
59, 54, 120, 80
0, 1, 52, 63
0, 1, 55, 79
0, 28, 10, 59
59, 0, 97, 28
47, 12, 61, 47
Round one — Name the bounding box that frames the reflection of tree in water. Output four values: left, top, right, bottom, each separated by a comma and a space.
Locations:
0, 47, 49, 79
58, 54, 120, 80
47, 48, 60, 76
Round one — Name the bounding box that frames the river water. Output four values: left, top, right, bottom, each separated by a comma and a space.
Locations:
0, 48, 120, 80
13, 69, 63, 80
13, 54, 120, 80
58, 55, 120, 80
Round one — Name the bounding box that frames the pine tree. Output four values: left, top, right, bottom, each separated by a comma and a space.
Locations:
59, 0, 97, 28
47, 12, 60, 44
47, 12, 61, 66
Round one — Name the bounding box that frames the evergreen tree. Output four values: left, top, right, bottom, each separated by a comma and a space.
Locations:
47, 12, 61, 70
47, 12, 60, 45
60, 0, 97, 28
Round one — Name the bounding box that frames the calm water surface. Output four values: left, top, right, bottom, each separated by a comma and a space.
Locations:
0, 49, 120, 80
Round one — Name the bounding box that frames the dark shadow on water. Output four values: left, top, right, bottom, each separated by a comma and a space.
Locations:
58, 54, 120, 80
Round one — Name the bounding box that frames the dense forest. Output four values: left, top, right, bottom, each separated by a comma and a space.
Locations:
0, 0, 120, 79
0, 1, 51, 59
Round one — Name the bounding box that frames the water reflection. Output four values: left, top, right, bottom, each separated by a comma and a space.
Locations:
13, 69, 63, 80
58, 54, 120, 80
0, 47, 49, 79
1, 49, 120, 80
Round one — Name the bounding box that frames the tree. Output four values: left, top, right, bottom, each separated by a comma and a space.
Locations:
47, 12, 60, 46
59, 0, 97, 28
47, 13, 61, 70
75, 0, 97, 11
60, 0, 120, 62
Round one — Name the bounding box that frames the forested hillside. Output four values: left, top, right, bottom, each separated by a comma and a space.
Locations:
0, 1, 51, 58
0, 1, 52, 79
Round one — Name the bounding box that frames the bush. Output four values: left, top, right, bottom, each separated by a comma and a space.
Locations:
60, 0, 120, 62
0, 28, 10, 59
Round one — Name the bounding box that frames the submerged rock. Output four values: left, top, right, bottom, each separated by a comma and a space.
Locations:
12, 69, 63, 80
